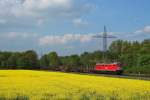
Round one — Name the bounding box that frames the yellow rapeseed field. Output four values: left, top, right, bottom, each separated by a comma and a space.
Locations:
0, 70, 150, 100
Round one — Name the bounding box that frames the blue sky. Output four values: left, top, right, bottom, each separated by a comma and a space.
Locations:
0, 0, 150, 56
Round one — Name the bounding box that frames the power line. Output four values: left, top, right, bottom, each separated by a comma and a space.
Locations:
93, 26, 116, 63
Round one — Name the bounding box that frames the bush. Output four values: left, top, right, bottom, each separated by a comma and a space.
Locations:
124, 65, 150, 74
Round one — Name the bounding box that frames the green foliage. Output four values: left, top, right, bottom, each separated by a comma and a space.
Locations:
0, 39, 149, 75
109, 39, 150, 74
109, 39, 124, 55
60, 55, 81, 72
124, 65, 150, 74
7, 53, 20, 69
17, 50, 38, 69
138, 54, 150, 66
80, 52, 92, 67
0, 50, 38, 69
39, 54, 49, 69
47, 52, 60, 70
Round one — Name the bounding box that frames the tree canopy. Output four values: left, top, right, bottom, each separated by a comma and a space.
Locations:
0, 39, 149, 75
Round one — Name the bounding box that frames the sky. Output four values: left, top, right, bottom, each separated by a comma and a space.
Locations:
0, 0, 150, 56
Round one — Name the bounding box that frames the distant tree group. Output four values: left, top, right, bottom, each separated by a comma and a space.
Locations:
0, 39, 150, 75
0, 50, 38, 69
109, 39, 150, 74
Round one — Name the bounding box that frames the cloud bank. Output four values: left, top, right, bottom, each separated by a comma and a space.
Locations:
0, 0, 94, 29
1, 25, 149, 47
39, 34, 93, 45
135, 26, 150, 34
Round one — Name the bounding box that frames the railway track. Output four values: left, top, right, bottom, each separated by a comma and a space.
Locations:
73, 72, 150, 81
96, 74, 150, 81
43, 70, 150, 81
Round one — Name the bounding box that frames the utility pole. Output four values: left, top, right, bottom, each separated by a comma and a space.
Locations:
103, 26, 107, 53
93, 26, 116, 63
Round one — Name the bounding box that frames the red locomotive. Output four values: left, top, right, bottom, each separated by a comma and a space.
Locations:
94, 62, 123, 74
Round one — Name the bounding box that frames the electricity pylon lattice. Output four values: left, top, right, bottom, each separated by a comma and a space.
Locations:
93, 26, 116, 63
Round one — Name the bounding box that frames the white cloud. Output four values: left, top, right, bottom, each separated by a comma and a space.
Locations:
72, 18, 88, 27
13, 0, 72, 17
39, 33, 93, 45
0, 0, 71, 15
0, 32, 38, 39
0, 0, 94, 28
135, 25, 150, 34
24, 0, 71, 9
143, 26, 150, 33
0, 0, 91, 18
38, 32, 122, 46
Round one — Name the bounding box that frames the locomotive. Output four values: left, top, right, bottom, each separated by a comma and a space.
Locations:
77, 62, 123, 75
94, 62, 123, 74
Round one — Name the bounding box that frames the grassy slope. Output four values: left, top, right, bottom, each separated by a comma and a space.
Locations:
0, 70, 150, 100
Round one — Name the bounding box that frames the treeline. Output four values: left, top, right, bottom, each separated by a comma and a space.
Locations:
0, 39, 150, 74
109, 39, 150, 74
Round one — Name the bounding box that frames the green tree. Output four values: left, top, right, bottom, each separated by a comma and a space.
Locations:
60, 55, 81, 72
140, 39, 150, 54
80, 52, 95, 66
7, 53, 20, 69
138, 54, 150, 66
17, 57, 27, 69
0, 52, 12, 69
17, 50, 38, 69
109, 40, 124, 56
40, 54, 49, 69
47, 52, 60, 70
92, 51, 103, 63
66, 55, 80, 72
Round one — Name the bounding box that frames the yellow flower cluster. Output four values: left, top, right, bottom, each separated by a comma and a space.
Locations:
0, 70, 150, 100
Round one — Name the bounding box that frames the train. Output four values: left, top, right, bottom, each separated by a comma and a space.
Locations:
94, 62, 123, 74
76, 62, 123, 75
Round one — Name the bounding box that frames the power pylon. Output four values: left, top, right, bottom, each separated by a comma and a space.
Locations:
93, 26, 116, 63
